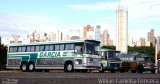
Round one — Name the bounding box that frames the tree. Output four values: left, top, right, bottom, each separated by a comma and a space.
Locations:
0, 44, 7, 70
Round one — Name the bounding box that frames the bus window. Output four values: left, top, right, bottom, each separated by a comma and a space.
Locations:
13, 47, 18, 52
75, 46, 83, 54
65, 44, 74, 50
85, 42, 94, 54
31, 46, 35, 52
101, 52, 105, 59
55, 45, 60, 51
108, 52, 118, 59
35, 46, 40, 51
94, 43, 100, 55
49, 45, 54, 51
75, 43, 83, 54
60, 44, 64, 51
45, 45, 50, 51
22, 46, 26, 52
9, 47, 14, 52
26, 46, 31, 52
40, 45, 45, 51
18, 47, 22, 52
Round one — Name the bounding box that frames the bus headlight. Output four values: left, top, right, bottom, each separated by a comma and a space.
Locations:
75, 59, 82, 64
75, 61, 79, 64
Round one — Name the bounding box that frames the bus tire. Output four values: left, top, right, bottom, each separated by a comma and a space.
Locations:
64, 62, 73, 72
151, 69, 155, 74
131, 70, 136, 73
99, 64, 104, 73
20, 62, 28, 72
28, 62, 35, 72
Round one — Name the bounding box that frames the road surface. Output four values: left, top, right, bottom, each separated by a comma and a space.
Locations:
0, 71, 160, 84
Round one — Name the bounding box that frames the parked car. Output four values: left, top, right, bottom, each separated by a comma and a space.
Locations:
120, 53, 156, 73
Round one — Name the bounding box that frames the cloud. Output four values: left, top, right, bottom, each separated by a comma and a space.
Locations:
68, 0, 160, 41
0, 13, 59, 37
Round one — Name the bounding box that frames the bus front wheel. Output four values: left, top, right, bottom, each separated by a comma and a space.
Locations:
64, 62, 73, 72
99, 64, 104, 73
20, 62, 27, 72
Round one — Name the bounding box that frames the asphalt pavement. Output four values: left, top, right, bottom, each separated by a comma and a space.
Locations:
0, 72, 160, 84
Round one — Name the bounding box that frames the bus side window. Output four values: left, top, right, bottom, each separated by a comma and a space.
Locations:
35, 46, 40, 51
13, 47, 18, 52
70, 44, 74, 50
22, 46, 26, 52
31, 46, 35, 52
40, 45, 45, 51
18, 47, 22, 52
65, 44, 74, 50
60, 44, 64, 51
26, 46, 31, 52
75, 46, 83, 54
55, 45, 60, 51
45, 45, 50, 51
9, 47, 14, 52
49, 45, 55, 51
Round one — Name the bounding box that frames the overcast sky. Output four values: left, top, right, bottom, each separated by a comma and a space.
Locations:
0, 0, 160, 42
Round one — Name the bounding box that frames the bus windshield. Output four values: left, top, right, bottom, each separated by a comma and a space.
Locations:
85, 41, 100, 55
107, 51, 120, 59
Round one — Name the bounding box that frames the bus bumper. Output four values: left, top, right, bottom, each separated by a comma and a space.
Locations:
74, 66, 101, 70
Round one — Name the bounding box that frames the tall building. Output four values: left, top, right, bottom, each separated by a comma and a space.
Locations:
95, 25, 101, 41
136, 38, 150, 47
83, 25, 94, 40
100, 34, 103, 47
148, 29, 155, 46
29, 31, 57, 42
128, 34, 134, 47
47, 32, 56, 41
108, 40, 114, 46
145, 41, 151, 46
102, 30, 110, 46
1, 35, 30, 46
116, 3, 128, 53
140, 38, 146, 46
69, 29, 80, 40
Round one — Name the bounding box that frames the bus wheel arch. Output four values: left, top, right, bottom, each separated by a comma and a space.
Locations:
20, 61, 28, 72
64, 61, 74, 72
27, 61, 35, 72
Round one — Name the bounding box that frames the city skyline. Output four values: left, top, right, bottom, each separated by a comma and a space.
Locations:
1, 27, 155, 47
0, 0, 160, 42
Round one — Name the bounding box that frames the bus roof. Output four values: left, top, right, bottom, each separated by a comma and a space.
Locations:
8, 40, 100, 47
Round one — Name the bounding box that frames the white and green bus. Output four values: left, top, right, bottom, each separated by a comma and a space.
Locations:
6, 40, 101, 72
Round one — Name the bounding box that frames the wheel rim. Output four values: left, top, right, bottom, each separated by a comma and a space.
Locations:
22, 64, 26, 71
29, 64, 34, 71
67, 64, 72, 71
100, 66, 103, 71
